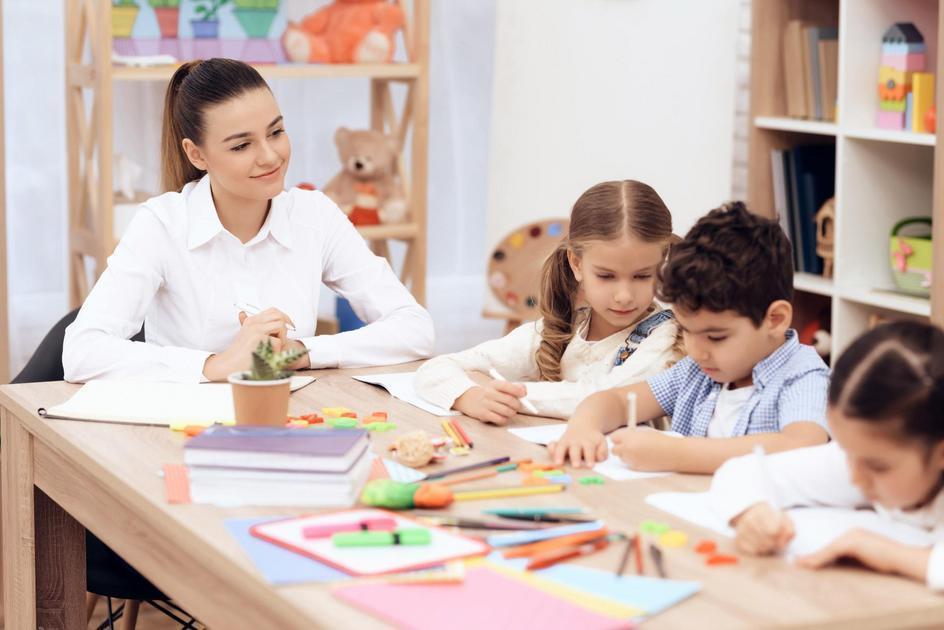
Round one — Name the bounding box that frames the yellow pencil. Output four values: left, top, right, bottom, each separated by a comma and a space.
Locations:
441, 419, 465, 447
453, 484, 565, 502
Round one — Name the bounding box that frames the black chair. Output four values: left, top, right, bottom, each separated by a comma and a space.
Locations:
12, 310, 198, 630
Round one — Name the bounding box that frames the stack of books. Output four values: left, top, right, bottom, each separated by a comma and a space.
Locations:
183, 426, 372, 507
783, 20, 839, 121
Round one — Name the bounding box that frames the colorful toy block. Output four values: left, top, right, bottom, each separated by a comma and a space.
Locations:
912, 72, 935, 133
877, 110, 905, 129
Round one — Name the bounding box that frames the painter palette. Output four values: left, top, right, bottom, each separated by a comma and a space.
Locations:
488, 218, 569, 320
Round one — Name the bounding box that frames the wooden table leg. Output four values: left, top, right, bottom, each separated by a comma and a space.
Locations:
1, 409, 85, 630
35, 488, 85, 629
2, 409, 37, 629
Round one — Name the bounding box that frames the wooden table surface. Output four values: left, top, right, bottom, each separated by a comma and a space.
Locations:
3, 363, 944, 629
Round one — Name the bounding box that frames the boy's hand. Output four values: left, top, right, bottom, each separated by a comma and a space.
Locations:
454, 381, 525, 425
609, 429, 679, 471
548, 426, 608, 468
732, 502, 795, 555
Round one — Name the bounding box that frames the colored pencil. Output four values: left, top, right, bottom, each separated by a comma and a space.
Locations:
441, 419, 464, 447
526, 537, 610, 570
484, 508, 587, 517
425, 456, 511, 481
413, 514, 546, 531
649, 543, 666, 578
450, 418, 474, 448
633, 533, 644, 575
453, 483, 565, 502
439, 468, 499, 486
616, 537, 633, 576
498, 514, 595, 524
504, 530, 610, 559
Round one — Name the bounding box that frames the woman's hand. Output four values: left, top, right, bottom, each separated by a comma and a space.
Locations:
202, 308, 296, 381
454, 380, 525, 425
732, 502, 795, 555
548, 425, 608, 468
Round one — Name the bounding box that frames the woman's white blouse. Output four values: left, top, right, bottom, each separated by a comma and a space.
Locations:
63, 175, 434, 383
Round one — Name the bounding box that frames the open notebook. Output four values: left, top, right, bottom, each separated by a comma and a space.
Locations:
38, 376, 315, 427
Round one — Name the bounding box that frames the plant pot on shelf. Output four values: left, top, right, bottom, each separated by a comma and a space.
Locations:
191, 18, 220, 38
233, 7, 279, 38
153, 6, 180, 38
228, 372, 291, 426
112, 4, 140, 38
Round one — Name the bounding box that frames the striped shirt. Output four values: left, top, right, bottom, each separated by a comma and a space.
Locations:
646, 329, 830, 437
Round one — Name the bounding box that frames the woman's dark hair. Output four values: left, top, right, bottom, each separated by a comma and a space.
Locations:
161, 58, 270, 192
831, 321, 944, 441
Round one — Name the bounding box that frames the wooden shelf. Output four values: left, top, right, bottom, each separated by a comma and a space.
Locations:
112, 62, 422, 82
843, 127, 936, 146
794, 272, 834, 297
356, 222, 420, 241
754, 116, 838, 136
840, 287, 931, 318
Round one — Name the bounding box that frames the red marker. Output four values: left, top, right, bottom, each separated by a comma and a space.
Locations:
302, 517, 397, 539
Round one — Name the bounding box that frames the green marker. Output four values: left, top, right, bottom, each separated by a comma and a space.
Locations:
332, 528, 432, 547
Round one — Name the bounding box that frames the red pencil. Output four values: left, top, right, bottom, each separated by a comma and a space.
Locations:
450, 418, 473, 448
633, 533, 644, 574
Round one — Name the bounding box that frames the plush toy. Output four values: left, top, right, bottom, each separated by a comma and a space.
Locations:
323, 127, 407, 225
281, 0, 405, 64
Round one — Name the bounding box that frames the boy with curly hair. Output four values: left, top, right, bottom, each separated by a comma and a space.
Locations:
549, 202, 830, 473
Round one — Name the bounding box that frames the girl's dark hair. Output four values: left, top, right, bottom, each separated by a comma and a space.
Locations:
161, 58, 270, 192
535, 180, 673, 381
831, 321, 944, 441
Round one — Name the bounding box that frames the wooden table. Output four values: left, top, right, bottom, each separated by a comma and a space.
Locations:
3, 364, 944, 629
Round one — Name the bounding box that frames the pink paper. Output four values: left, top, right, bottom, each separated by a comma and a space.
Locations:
333, 565, 631, 630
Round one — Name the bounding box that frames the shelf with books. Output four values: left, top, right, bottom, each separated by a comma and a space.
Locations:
794, 272, 834, 297
843, 127, 936, 146
754, 117, 838, 136
840, 287, 931, 318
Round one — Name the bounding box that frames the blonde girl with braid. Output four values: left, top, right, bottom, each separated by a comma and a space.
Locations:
710, 321, 944, 589
415, 180, 683, 424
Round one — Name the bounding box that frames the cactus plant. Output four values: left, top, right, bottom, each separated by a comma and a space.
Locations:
246, 339, 307, 381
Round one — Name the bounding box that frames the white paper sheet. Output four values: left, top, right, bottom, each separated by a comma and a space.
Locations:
508, 424, 672, 481
352, 372, 459, 417
40, 376, 316, 427
645, 491, 937, 557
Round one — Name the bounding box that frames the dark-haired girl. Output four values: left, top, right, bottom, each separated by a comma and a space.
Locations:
64, 59, 433, 382
710, 321, 944, 588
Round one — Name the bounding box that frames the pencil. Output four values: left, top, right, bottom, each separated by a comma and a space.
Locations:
633, 533, 644, 575
450, 418, 474, 448
439, 468, 499, 486
453, 484, 565, 502
616, 536, 633, 576
488, 368, 539, 414
441, 419, 464, 447
526, 537, 610, 571
649, 543, 666, 578
425, 456, 511, 481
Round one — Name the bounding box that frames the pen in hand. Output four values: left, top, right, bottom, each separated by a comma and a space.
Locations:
234, 302, 296, 332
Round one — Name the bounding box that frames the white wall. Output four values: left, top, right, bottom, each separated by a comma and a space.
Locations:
486, 0, 741, 258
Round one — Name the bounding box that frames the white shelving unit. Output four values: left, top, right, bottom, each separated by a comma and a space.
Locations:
749, 0, 943, 357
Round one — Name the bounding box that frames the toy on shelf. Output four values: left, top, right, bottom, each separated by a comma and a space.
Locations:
281, 0, 404, 64
889, 217, 933, 297
323, 127, 407, 226
486, 219, 570, 333
814, 197, 835, 278
877, 23, 935, 132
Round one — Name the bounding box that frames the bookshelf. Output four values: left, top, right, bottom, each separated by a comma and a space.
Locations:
0, 0, 7, 384
749, 0, 943, 356
64, 0, 429, 309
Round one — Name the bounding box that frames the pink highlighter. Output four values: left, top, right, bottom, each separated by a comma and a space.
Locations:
302, 517, 398, 539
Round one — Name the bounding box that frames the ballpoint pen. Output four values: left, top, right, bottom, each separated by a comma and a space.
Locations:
234, 301, 296, 332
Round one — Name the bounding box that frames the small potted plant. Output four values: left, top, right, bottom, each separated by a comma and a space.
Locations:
228, 339, 307, 426
149, 0, 180, 38
112, 0, 141, 39
232, 0, 280, 39
191, 0, 229, 38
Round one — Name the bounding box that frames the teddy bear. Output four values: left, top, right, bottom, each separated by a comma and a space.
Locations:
323, 127, 407, 225
281, 0, 405, 64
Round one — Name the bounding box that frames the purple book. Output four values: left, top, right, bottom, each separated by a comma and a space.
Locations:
184, 426, 369, 473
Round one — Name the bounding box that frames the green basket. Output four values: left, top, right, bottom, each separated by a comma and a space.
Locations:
889, 217, 932, 297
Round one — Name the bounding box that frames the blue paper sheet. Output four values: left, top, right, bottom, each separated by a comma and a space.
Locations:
224, 517, 349, 585
489, 552, 700, 618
